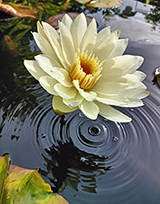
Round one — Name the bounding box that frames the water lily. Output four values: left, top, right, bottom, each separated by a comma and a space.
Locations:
76, 0, 123, 8
24, 13, 148, 122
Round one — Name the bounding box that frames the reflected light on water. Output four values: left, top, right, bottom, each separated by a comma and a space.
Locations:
1, 1, 160, 203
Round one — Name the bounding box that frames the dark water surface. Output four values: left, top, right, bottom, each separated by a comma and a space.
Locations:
1, 1, 160, 204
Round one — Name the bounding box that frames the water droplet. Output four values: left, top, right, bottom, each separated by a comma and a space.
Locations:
144, 39, 149, 43
80, 157, 88, 162
112, 136, 119, 142
3, 153, 12, 164
41, 134, 46, 139
129, 108, 134, 112
103, 118, 108, 122
79, 112, 84, 117
88, 126, 101, 136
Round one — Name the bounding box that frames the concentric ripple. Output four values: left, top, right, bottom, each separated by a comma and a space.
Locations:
1, 11, 160, 204
1, 79, 160, 204
32, 92, 160, 204
1, 85, 160, 204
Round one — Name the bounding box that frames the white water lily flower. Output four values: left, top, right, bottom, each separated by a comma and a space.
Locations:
24, 13, 148, 122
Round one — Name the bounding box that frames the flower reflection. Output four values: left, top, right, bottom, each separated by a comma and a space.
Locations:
24, 13, 148, 122
39, 140, 110, 193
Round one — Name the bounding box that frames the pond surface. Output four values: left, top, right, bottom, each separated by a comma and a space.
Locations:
0, 0, 160, 203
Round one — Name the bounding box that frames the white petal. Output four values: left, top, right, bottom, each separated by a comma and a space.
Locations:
113, 30, 121, 39
61, 14, 73, 30
59, 22, 75, 66
92, 81, 146, 106
121, 82, 147, 98
96, 90, 147, 107
133, 71, 146, 82
32, 32, 59, 61
70, 13, 87, 50
37, 21, 47, 40
35, 54, 61, 75
119, 98, 144, 107
99, 55, 144, 80
92, 81, 130, 95
54, 83, 76, 99
96, 26, 111, 45
42, 22, 69, 70
35, 54, 72, 87
96, 94, 127, 106
109, 38, 128, 58
97, 71, 146, 85
52, 96, 77, 114
24, 60, 46, 80
96, 31, 117, 48
50, 67, 72, 87
95, 101, 132, 122
73, 80, 97, 101
94, 32, 118, 61
39, 76, 58, 95
95, 34, 128, 61
79, 100, 99, 120
136, 91, 149, 99
63, 93, 83, 108
42, 21, 59, 40
80, 91, 97, 101
80, 18, 97, 54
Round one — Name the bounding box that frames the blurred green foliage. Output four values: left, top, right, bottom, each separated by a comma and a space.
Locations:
0, 0, 83, 126
139, 0, 160, 6
146, 6, 160, 24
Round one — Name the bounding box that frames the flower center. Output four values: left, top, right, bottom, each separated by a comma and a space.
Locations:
70, 50, 103, 90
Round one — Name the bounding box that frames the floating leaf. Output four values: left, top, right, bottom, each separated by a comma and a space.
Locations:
0, 2, 39, 19
46, 12, 98, 30
154, 67, 160, 77
0, 155, 9, 204
0, 155, 69, 204
153, 67, 160, 87
75, 0, 123, 8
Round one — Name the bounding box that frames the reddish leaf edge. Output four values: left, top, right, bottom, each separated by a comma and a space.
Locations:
0, 155, 69, 204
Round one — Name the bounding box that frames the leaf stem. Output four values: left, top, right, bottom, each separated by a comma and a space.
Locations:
63, 0, 71, 12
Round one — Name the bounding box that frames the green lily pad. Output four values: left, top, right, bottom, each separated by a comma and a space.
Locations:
76, 0, 123, 8
0, 155, 9, 203
0, 155, 68, 204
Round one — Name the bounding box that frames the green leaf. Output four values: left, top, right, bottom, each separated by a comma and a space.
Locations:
157, 76, 160, 87
0, 155, 9, 204
76, 0, 123, 8
0, 156, 68, 204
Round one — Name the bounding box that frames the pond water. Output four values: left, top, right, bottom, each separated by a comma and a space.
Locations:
0, 0, 160, 204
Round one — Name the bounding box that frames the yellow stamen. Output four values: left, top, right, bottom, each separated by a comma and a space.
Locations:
70, 50, 103, 90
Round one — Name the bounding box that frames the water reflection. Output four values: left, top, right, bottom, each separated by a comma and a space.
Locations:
1, 0, 160, 204
40, 140, 110, 193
